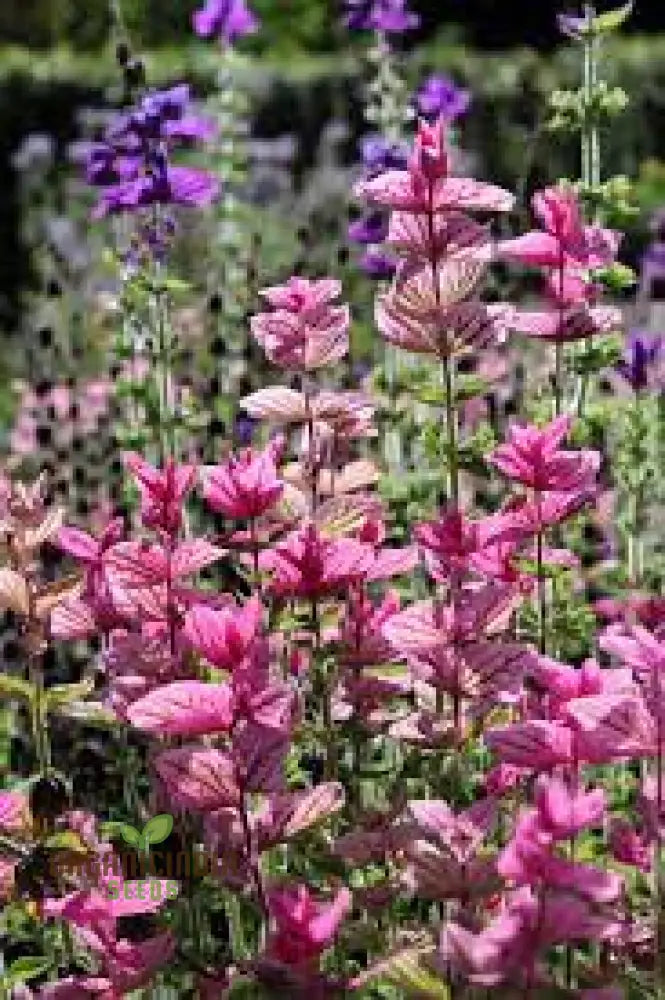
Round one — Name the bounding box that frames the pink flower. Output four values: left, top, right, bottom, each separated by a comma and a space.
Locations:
533, 775, 606, 840
123, 454, 197, 534
259, 525, 373, 599
414, 508, 507, 582
609, 817, 652, 872
499, 186, 619, 270
441, 885, 621, 987
184, 596, 263, 674
355, 117, 514, 215
0, 790, 30, 832
267, 883, 351, 967
202, 439, 284, 520
489, 415, 600, 492
408, 116, 450, 183
251, 277, 350, 371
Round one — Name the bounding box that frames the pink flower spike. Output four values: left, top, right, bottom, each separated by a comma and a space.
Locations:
489, 416, 600, 492
202, 439, 284, 520
123, 454, 197, 534
409, 117, 450, 183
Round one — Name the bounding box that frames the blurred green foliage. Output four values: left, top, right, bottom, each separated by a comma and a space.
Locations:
0, 0, 335, 54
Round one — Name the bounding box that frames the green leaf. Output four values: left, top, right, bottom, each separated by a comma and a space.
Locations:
357, 948, 450, 999
593, 262, 637, 292
45, 830, 87, 854
99, 821, 127, 841
0, 674, 35, 703
46, 678, 94, 709
120, 823, 143, 848
593, 1, 633, 33
142, 813, 174, 845
161, 276, 192, 296
6, 956, 51, 984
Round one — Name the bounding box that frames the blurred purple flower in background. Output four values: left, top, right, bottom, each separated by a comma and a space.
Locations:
349, 136, 408, 279
193, 0, 259, 45
348, 211, 388, 245
415, 74, 471, 123
616, 329, 662, 394
234, 414, 256, 446
343, 0, 420, 34
359, 248, 398, 279
360, 135, 409, 177
557, 11, 590, 38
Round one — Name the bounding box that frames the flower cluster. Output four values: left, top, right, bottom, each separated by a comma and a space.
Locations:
499, 184, 622, 343
84, 84, 219, 233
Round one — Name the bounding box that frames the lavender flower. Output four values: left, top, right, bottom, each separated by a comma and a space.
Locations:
616, 329, 662, 393
343, 0, 420, 34
415, 74, 471, 123
193, 0, 259, 45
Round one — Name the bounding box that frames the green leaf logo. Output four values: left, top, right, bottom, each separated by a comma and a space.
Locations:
120, 823, 143, 849
142, 813, 173, 845
119, 814, 173, 850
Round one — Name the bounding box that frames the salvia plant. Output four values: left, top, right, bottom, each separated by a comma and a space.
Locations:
2, 2, 665, 1000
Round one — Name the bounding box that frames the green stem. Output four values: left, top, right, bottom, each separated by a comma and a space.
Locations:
155, 286, 175, 465
443, 354, 459, 510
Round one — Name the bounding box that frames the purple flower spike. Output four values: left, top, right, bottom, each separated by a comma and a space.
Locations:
415, 74, 471, 124
343, 0, 420, 34
616, 329, 662, 394
193, 0, 259, 45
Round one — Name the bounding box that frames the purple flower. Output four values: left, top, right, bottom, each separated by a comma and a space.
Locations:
557, 12, 589, 37
85, 85, 219, 223
360, 135, 409, 177
343, 0, 420, 34
616, 329, 662, 393
164, 115, 218, 145
193, 0, 259, 45
92, 164, 220, 218
85, 144, 141, 186
348, 211, 388, 245
108, 86, 212, 146
234, 414, 256, 446
360, 248, 398, 279
415, 74, 471, 123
